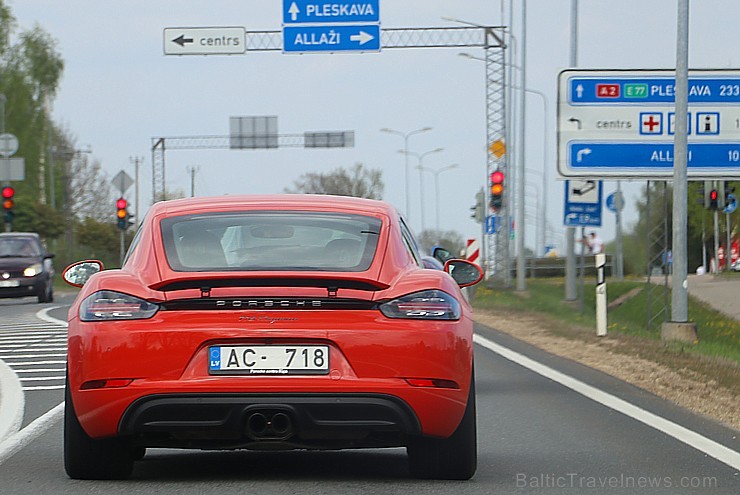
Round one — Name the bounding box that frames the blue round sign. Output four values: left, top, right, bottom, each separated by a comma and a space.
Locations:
606, 192, 624, 213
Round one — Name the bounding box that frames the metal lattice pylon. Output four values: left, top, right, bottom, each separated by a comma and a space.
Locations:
646, 181, 670, 330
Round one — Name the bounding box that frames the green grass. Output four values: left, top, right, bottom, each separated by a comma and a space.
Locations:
472, 277, 740, 364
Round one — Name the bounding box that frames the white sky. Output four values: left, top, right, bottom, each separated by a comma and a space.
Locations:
7, 0, 740, 254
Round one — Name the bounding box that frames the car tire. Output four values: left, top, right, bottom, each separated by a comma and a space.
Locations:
407, 370, 477, 480
64, 376, 134, 480
37, 280, 53, 303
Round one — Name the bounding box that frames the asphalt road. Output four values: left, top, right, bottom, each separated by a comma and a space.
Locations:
0, 295, 738, 494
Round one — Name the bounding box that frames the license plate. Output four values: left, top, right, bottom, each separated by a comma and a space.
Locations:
0, 280, 20, 288
208, 345, 329, 375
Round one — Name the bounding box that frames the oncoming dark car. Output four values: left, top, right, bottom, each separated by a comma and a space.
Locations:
0, 232, 55, 303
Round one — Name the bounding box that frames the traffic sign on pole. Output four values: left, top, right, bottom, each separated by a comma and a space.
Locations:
563, 179, 603, 227
163, 27, 246, 55
283, 0, 380, 24
282, 0, 381, 54
558, 69, 740, 178
0, 133, 18, 158
283, 24, 380, 53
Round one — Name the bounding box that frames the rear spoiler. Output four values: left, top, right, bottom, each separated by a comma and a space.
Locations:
153, 276, 389, 293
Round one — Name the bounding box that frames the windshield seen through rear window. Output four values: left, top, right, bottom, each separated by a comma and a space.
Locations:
160, 211, 382, 272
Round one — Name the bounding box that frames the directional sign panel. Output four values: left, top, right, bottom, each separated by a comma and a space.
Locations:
558, 69, 740, 178
163, 27, 246, 55
283, 24, 380, 53
0, 158, 25, 181
283, 0, 380, 24
563, 180, 603, 227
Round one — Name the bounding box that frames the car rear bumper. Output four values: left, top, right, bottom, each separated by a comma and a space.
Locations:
118, 393, 421, 450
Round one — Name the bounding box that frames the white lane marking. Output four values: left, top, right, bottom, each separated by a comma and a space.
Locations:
0, 402, 64, 465
8, 361, 66, 366
35, 307, 68, 327
0, 360, 24, 443
22, 385, 65, 391
474, 334, 740, 471
14, 369, 65, 373
0, 353, 68, 359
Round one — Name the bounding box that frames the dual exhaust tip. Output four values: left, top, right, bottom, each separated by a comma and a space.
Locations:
246, 411, 294, 440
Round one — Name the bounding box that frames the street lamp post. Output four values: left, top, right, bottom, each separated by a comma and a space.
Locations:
418, 163, 459, 232
400, 148, 444, 234
380, 127, 432, 222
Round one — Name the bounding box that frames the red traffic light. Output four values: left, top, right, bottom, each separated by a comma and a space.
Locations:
490, 171, 504, 184
116, 198, 128, 210
710, 190, 718, 201
2, 186, 14, 199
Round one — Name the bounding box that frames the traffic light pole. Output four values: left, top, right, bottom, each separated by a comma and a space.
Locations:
120, 230, 125, 267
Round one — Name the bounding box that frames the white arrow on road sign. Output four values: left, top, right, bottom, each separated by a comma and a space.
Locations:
288, 2, 300, 21
350, 31, 375, 45
576, 148, 592, 162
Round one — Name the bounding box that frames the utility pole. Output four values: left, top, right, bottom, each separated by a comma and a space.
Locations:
663, 0, 696, 341
565, 0, 579, 301
130, 156, 143, 227
516, 0, 528, 291
187, 166, 199, 197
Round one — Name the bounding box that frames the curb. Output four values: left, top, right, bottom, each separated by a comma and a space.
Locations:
0, 359, 24, 443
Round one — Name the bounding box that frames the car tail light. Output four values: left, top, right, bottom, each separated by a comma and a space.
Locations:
80, 291, 159, 321
379, 290, 460, 320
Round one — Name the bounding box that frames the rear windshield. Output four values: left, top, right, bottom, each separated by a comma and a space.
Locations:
160, 211, 382, 272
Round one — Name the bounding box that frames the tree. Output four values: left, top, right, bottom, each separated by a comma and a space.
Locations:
0, 2, 65, 238
285, 163, 384, 199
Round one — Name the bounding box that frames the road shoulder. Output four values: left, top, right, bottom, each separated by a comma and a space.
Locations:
474, 309, 740, 431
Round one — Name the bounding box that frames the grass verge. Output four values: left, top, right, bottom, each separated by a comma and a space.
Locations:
472, 277, 740, 392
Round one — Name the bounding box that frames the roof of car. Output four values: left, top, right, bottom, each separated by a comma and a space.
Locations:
150, 194, 397, 218
0, 232, 41, 239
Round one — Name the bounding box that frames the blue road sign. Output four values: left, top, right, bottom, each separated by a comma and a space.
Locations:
485, 215, 497, 234
283, 0, 380, 25
569, 77, 740, 105
564, 180, 602, 227
568, 142, 740, 173
605, 191, 624, 213
558, 70, 740, 178
283, 24, 380, 53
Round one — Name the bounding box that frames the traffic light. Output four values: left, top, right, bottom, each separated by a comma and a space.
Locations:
116, 197, 130, 230
709, 189, 719, 210
490, 170, 505, 212
2, 186, 15, 224
470, 189, 484, 223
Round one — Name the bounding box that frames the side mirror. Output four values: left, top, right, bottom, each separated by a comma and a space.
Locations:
444, 259, 484, 287
432, 246, 454, 264
62, 260, 104, 288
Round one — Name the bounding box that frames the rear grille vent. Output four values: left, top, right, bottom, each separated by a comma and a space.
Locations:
163, 298, 377, 311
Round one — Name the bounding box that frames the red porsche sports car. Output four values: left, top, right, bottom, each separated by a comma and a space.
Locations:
62, 194, 483, 480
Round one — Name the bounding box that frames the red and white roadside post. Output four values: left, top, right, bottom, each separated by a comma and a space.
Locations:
465, 238, 480, 265
595, 253, 607, 337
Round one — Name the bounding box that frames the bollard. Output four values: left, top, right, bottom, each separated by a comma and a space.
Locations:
596, 253, 607, 337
